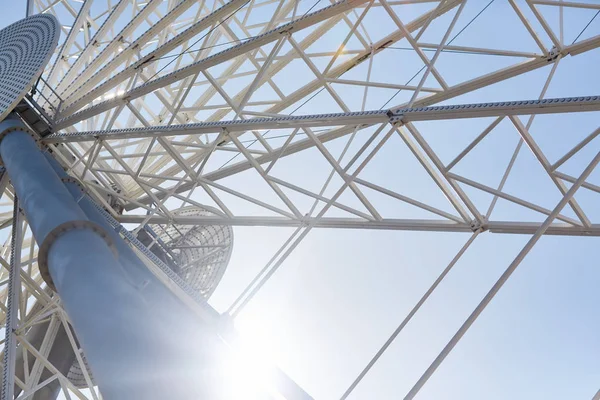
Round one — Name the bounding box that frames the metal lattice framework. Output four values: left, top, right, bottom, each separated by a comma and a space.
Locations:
0, 0, 598, 398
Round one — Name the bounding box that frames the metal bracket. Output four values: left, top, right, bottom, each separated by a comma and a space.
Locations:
61, 176, 85, 192
61, 176, 88, 204
0, 124, 38, 145
469, 219, 486, 233
546, 46, 560, 62
388, 113, 405, 125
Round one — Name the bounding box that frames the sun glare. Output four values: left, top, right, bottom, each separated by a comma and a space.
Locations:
217, 309, 286, 399
219, 343, 278, 399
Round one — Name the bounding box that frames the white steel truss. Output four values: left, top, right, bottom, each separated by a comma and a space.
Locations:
0, 0, 599, 398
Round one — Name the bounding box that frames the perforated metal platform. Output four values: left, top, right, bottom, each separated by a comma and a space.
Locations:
0, 14, 59, 121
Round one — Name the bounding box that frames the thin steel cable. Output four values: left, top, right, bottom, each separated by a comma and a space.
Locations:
227, 39, 373, 315
379, 66, 425, 109
214, 0, 328, 169
146, 0, 252, 82
404, 150, 600, 400
446, 0, 496, 45
338, 1, 497, 394
217, 86, 327, 169
151, 0, 320, 63
339, 232, 479, 400
301, 0, 322, 17
228, 114, 366, 317
152, 38, 256, 61
380, 0, 496, 109
185, 1, 496, 188
387, 46, 524, 56
572, 9, 600, 44
226, 226, 304, 315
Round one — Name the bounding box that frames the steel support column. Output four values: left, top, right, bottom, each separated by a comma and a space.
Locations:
0, 119, 222, 399
43, 152, 220, 325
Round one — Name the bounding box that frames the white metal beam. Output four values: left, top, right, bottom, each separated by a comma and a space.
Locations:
47, 95, 600, 142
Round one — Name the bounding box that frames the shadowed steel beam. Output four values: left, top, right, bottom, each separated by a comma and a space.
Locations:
391, 95, 600, 121
63, 94, 600, 212
23, 321, 78, 400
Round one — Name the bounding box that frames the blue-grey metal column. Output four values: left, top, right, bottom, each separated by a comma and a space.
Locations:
0, 120, 222, 399
43, 151, 220, 338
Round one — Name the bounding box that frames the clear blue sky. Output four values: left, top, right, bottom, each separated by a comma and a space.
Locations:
4, 1, 600, 399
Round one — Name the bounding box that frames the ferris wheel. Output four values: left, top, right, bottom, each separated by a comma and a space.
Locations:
0, 0, 598, 399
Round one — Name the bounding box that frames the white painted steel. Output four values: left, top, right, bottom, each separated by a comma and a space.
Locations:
0, 0, 598, 398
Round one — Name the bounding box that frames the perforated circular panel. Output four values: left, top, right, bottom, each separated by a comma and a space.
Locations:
67, 353, 94, 389
150, 205, 234, 298
0, 14, 59, 121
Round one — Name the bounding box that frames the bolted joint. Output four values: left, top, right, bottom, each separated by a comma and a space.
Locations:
546, 46, 560, 62
38, 220, 117, 291
469, 219, 486, 233
387, 112, 405, 125
0, 119, 40, 165
0, 120, 37, 144
61, 176, 86, 193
